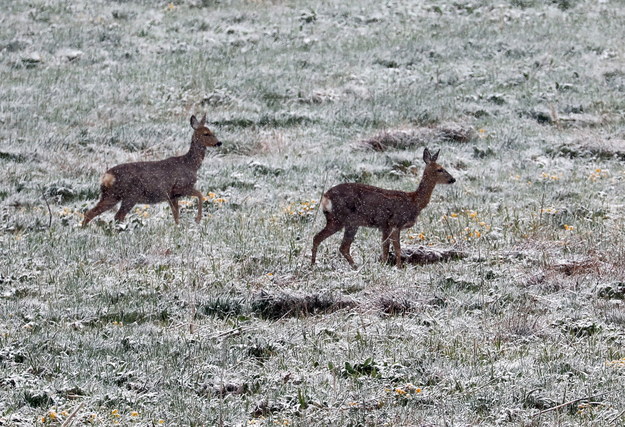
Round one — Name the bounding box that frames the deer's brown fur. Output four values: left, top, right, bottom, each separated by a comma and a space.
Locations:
311, 148, 455, 268
82, 114, 221, 226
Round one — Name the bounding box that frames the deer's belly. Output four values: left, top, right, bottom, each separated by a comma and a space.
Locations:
128, 186, 170, 203
135, 193, 169, 204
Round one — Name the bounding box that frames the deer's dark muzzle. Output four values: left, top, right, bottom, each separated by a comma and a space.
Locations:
449, 177, 456, 184
216, 141, 222, 147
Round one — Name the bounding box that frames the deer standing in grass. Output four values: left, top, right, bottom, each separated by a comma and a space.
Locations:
311, 148, 455, 268
82, 114, 222, 226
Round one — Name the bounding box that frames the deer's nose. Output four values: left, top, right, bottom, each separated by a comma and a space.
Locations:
216, 141, 222, 147
449, 177, 456, 184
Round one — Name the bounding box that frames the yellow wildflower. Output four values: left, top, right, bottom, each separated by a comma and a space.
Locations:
606, 357, 625, 366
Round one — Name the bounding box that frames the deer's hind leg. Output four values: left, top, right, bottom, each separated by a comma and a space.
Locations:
311, 218, 343, 265
339, 226, 359, 268
82, 195, 119, 226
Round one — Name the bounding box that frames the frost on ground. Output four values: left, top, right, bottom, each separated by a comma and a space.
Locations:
1, 0, 625, 425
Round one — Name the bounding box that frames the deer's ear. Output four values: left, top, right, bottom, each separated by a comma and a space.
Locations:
423, 148, 432, 164
200, 114, 207, 126
431, 149, 440, 163
190, 115, 200, 130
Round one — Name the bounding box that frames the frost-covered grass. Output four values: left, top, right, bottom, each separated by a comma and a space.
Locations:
1, 0, 625, 425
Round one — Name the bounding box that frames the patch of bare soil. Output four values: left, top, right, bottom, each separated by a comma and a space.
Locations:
250, 291, 356, 319
393, 245, 467, 265
355, 124, 475, 151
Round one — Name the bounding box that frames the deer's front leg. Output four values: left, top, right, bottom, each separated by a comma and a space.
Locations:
380, 228, 391, 263
188, 189, 204, 223
168, 197, 180, 224
391, 228, 403, 268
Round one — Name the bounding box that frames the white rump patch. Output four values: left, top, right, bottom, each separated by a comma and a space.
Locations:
321, 196, 332, 212
101, 172, 116, 187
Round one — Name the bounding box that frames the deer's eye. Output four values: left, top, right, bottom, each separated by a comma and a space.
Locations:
204, 132, 211, 136
437, 169, 444, 173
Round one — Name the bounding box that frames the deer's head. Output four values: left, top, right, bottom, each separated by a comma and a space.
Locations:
191, 114, 222, 147
423, 148, 455, 184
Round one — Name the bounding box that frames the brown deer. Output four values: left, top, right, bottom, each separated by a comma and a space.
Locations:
82, 114, 222, 226
311, 148, 455, 268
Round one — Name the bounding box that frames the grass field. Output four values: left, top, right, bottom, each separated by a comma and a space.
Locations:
1, 0, 625, 425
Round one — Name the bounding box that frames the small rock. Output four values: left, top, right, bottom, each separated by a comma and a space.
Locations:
56, 48, 83, 61
21, 52, 42, 64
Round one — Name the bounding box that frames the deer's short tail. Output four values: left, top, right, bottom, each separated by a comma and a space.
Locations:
100, 172, 116, 190
320, 195, 332, 213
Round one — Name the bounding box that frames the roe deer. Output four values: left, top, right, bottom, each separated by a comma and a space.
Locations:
311, 148, 455, 268
82, 114, 222, 226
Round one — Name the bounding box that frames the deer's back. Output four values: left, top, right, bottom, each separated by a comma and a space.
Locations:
323, 183, 420, 229
106, 157, 197, 203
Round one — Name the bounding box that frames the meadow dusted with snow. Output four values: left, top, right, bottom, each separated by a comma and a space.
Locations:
1, 0, 624, 425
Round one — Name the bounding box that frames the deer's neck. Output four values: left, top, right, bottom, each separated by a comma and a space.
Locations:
183, 140, 206, 170
411, 173, 437, 211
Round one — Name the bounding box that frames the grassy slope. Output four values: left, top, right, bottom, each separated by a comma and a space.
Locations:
1, 0, 624, 425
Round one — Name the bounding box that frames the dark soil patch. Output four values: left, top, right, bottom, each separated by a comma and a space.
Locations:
376, 296, 414, 315
393, 245, 467, 265
550, 257, 601, 276
598, 283, 625, 300
356, 125, 475, 151
548, 137, 625, 161
250, 291, 356, 319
